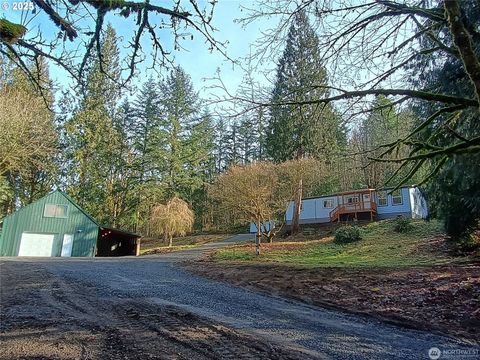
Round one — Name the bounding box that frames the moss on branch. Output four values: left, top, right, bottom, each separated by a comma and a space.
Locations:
0, 19, 27, 44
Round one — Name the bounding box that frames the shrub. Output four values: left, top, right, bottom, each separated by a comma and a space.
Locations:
393, 216, 413, 233
453, 230, 480, 254
334, 225, 362, 244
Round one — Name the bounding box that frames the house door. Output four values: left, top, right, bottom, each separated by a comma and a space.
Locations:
61, 234, 73, 257
345, 195, 359, 210
363, 194, 371, 209
18, 233, 55, 257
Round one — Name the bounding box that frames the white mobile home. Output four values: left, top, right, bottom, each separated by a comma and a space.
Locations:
285, 186, 428, 225
249, 186, 428, 232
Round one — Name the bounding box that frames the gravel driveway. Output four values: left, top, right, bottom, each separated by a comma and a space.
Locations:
2, 234, 479, 359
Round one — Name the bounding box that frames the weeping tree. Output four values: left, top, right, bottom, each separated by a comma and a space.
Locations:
150, 197, 194, 247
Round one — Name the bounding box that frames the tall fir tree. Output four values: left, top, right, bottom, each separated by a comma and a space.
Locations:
159, 66, 199, 199
266, 9, 341, 162
63, 24, 127, 226
266, 10, 343, 233
224, 121, 241, 167
128, 77, 167, 232
214, 118, 229, 172
188, 111, 216, 228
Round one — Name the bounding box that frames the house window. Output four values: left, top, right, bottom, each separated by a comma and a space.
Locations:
377, 191, 387, 206
346, 196, 359, 204
323, 199, 333, 208
44, 204, 68, 218
392, 189, 403, 205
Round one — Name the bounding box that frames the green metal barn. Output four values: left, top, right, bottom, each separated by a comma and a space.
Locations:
0, 190, 140, 257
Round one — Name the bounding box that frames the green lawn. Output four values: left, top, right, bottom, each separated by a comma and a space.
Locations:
141, 234, 230, 255
213, 219, 458, 267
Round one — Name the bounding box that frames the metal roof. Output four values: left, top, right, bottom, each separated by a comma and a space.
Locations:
301, 185, 414, 201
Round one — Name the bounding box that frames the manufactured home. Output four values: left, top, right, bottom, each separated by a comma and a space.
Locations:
286, 186, 428, 225
0, 190, 140, 257
250, 186, 428, 232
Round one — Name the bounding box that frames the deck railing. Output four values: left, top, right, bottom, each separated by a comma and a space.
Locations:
329, 201, 377, 222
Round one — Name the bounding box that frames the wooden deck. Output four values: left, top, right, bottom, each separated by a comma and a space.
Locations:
329, 189, 377, 222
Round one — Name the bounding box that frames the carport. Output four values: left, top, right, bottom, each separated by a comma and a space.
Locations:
96, 227, 141, 257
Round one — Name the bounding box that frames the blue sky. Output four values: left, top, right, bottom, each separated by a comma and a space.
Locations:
2, 0, 413, 123
1, 1, 279, 104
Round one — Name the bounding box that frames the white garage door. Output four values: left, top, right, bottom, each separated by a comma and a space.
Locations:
18, 233, 55, 257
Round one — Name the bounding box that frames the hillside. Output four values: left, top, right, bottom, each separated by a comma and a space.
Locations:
186, 219, 480, 342
213, 219, 461, 266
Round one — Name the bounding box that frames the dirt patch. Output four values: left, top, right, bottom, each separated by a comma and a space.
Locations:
141, 246, 194, 255
184, 261, 480, 343
0, 261, 314, 359
413, 235, 457, 257
141, 234, 229, 255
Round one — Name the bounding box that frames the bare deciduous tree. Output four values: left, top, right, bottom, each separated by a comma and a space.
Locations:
209, 159, 323, 254
0, 85, 57, 178
209, 162, 279, 254
0, 0, 230, 94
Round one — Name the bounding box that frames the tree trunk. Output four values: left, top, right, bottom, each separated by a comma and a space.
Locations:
169, 235, 173, 247
255, 219, 261, 255
445, 0, 480, 106
291, 178, 303, 235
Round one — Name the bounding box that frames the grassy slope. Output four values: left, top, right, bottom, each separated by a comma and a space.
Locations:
141, 234, 230, 255
214, 220, 457, 267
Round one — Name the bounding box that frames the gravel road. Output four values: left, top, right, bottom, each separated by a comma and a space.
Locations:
2, 234, 479, 359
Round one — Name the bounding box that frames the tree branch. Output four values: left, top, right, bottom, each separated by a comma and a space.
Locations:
32, 0, 78, 41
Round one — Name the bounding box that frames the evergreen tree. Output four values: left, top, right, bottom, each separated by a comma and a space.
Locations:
408, 0, 480, 247
266, 10, 343, 233
159, 66, 204, 200
187, 112, 216, 181
214, 118, 229, 172
188, 112, 216, 228
127, 78, 167, 232
64, 24, 126, 226
266, 9, 341, 162
224, 121, 241, 167
131, 77, 166, 180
